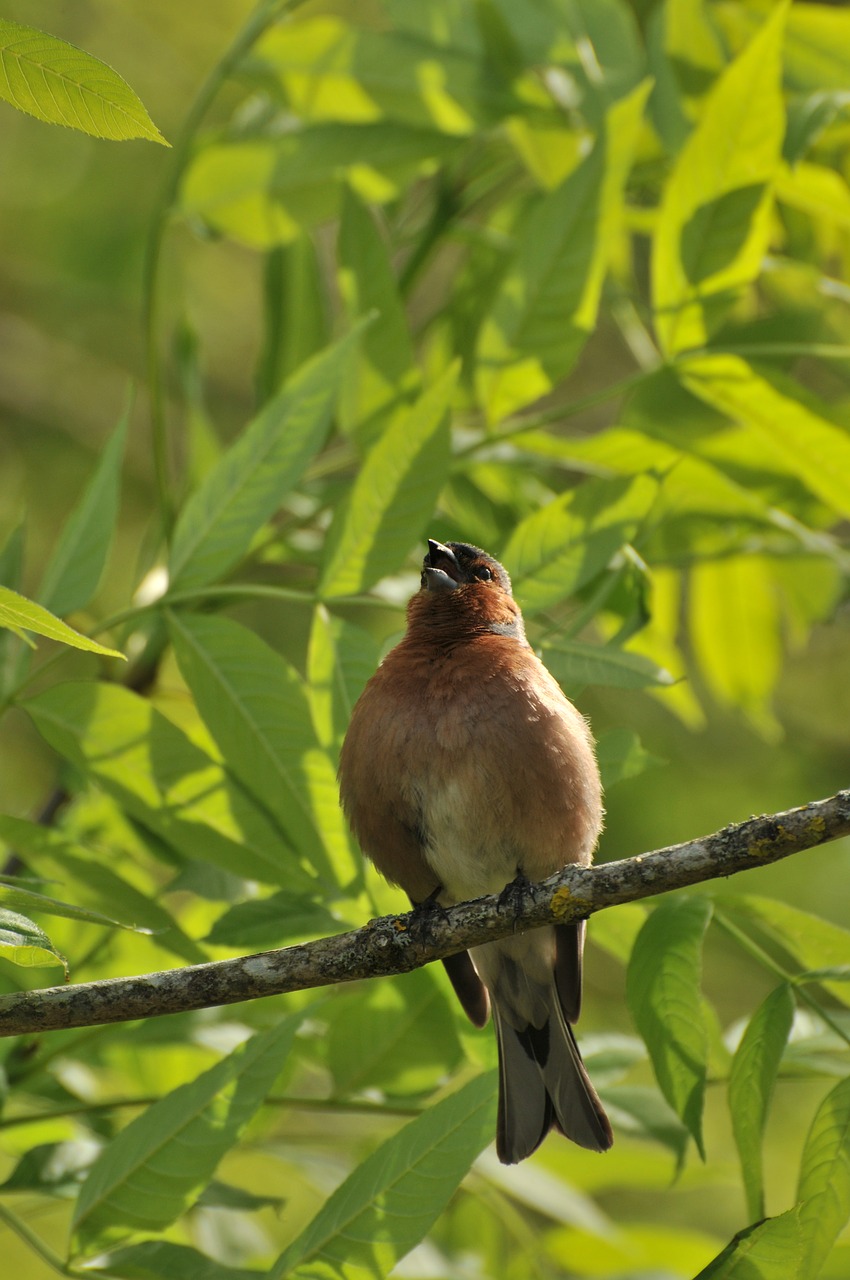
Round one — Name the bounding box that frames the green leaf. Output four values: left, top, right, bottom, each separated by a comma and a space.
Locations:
652, 4, 787, 355
540, 638, 675, 690
602, 1085, 689, 1163
729, 898, 850, 1005
306, 607, 380, 748
38, 407, 128, 617
794, 967, 850, 985
694, 1208, 804, 1280
0, 1141, 94, 1197
715, 2, 850, 96
337, 186, 419, 440
680, 354, 850, 522
0, 881, 128, 931
197, 1179, 285, 1211
167, 611, 356, 888
0, 907, 67, 974
87, 1241, 258, 1280
689, 556, 782, 736
319, 364, 457, 599
728, 983, 795, 1220
270, 1072, 497, 1279
0, 19, 167, 144
206, 891, 338, 948
647, 0, 726, 152
476, 82, 649, 423
72, 1013, 303, 1255
595, 728, 665, 790
796, 1075, 850, 1275
257, 236, 327, 403
254, 16, 520, 133
0, 814, 206, 965
169, 326, 366, 592
180, 126, 461, 250
626, 895, 713, 1155
504, 473, 659, 616
327, 970, 463, 1097
23, 682, 307, 886
0, 586, 124, 659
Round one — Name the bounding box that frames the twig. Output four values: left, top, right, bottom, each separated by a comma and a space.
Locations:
0, 791, 847, 1039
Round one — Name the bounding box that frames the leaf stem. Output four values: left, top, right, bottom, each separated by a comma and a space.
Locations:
714, 911, 850, 1051
460, 367, 652, 458
143, 0, 309, 542
0, 1203, 76, 1277
0, 1093, 421, 1131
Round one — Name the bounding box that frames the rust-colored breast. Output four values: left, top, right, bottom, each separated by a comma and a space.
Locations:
338, 631, 603, 904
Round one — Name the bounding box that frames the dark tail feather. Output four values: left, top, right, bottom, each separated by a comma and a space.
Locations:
442, 951, 490, 1027
494, 998, 613, 1164
554, 921, 585, 1023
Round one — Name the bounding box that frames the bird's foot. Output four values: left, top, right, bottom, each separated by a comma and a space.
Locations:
408, 889, 449, 945
498, 869, 532, 925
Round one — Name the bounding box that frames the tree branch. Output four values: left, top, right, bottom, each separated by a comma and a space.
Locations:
1, 790, 848, 1039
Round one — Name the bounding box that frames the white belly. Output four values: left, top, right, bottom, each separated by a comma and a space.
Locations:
418, 774, 521, 904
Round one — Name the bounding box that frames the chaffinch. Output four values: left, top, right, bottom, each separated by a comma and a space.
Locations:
338, 539, 612, 1162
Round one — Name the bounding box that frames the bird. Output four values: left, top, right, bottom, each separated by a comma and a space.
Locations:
338, 538, 612, 1163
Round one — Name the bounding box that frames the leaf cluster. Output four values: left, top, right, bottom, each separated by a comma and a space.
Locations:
0, 1, 849, 1277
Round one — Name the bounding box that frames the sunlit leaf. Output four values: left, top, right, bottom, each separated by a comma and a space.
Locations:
796, 1076, 850, 1277
168, 611, 357, 888
680, 354, 850, 522
0, 586, 123, 659
504, 473, 659, 616
254, 15, 521, 132
24, 682, 306, 886
689, 556, 782, 737
38, 408, 128, 617
694, 1208, 804, 1280
337, 185, 419, 440
728, 983, 794, 1220
626, 896, 713, 1154
181, 126, 461, 249
169, 326, 366, 592
319, 364, 457, 598
0, 19, 167, 143
0, 814, 206, 965
0, 881, 127, 930
652, 4, 787, 355
306, 607, 380, 749
72, 1013, 303, 1254
476, 82, 649, 423
326, 970, 463, 1097
270, 1072, 497, 1279
0, 907, 66, 974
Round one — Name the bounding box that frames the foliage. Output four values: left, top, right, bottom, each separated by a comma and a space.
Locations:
0, 18, 167, 144
0, 1, 849, 1278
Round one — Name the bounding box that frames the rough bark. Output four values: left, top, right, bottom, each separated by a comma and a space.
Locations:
0, 789, 847, 1038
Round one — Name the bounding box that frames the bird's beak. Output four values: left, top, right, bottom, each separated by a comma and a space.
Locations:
423, 539, 459, 592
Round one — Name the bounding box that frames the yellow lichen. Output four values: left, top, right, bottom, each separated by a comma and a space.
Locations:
552, 886, 576, 920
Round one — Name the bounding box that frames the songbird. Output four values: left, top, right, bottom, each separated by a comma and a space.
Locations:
338, 539, 612, 1163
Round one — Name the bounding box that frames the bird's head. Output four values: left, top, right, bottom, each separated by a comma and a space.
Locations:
409, 539, 526, 642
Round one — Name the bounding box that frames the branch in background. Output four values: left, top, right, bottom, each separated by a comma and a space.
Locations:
0, 791, 847, 1039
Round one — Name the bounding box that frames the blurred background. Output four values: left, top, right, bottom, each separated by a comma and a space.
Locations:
1, 1, 849, 1276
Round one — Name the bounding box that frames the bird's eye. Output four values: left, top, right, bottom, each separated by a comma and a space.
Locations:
475, 566, 493, 581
